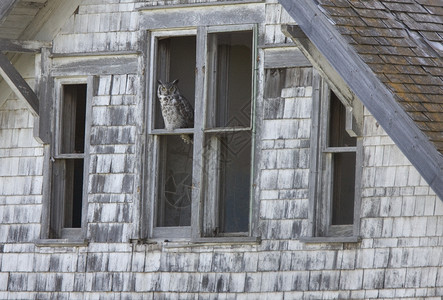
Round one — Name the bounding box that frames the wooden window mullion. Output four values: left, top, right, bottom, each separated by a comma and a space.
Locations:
191, 26, 208, 239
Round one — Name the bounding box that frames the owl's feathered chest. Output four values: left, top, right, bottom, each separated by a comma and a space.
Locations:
158, 94, 193, 130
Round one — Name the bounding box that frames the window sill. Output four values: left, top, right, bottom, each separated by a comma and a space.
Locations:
192, 236, 261, 245
135, 236, 261, 248
35, 239, 89, 247
299, 236, 361, 244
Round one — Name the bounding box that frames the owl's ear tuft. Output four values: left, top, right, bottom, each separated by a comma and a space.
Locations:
157, 79, 163, 85
172, 79, 179, 85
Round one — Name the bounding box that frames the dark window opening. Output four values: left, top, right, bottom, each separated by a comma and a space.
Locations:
205, 30, 253, 235
156, 135, 193, 227
331, 152, 356, 225
217, 132, 251, 233
64, 159, 84, 228
207, 31, 252, 128
61, 84, 87, 154
328, 92, 356, 226
51, 83, 87, 237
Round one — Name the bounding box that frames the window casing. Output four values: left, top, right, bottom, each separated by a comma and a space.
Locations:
146, 25, 257, 240
50, 79, 90, 239
307, 77, 362, 241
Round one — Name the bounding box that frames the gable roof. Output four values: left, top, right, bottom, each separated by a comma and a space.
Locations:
279, 0, 443, 200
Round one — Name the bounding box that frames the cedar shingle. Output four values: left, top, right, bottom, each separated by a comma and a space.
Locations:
408, 12, 443, 24
333, 16, 367, 26
405, 57, 437, 67
354, 8, 392, 18
360, 54, 385, 64
322, 6, 358, 16
423, 103, 443, 112
408, 111, 431, 122
362, 17, 390, 28
386, 82, 410, 93
404, 84, 443, 94
374, 37, 417, 47
380, 55, 411, 65
352, 35, 381, 45
423, 67, 443, 76
410, 75, 443, 86
368, 63, 402, 74
424, 131, 443, 141
381, 2, 428, 13
395, 64, 427, 75
355, 27, 406, 37
415, 0, 442, 5
424, 113, 443, 122
385, 74, 415, 84
401, 100, 427, 112
426, 122, 443, 132
375, 45, 416, 56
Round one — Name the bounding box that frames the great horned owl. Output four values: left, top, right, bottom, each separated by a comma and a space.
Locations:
157, 79, 194, 144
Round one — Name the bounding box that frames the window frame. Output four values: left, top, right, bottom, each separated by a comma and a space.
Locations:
145, 24, 258, 241
49, 76, 92, 240
305, 74, 362, 242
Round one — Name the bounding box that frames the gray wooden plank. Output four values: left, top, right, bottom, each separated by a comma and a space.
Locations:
0, 38, 51, 53
81, 76, 95, 240
307, 69, 321, 237
34, 47, 52, 144
264, 47, 311, 68
39, 145, 52, 239
278, 6, 443, 201
51, 56, 138, 76
139, 2, 265, 30
190, 26, 207, 239
0, 52, 39, 115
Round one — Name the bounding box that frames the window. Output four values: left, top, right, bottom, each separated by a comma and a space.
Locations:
50, 82, 89, 239
307, 77, 362, 241
147, 26, 256, 239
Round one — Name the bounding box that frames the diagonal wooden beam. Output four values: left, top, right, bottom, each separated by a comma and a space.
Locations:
0, 52, 39, 115
0, 0, 19, 24
0, 38, 52, 53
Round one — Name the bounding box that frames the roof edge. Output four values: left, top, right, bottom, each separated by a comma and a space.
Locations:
278, 0, 443, 200
0, 0, 19, 25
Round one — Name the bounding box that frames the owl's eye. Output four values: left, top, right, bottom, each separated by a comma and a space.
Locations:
169, 87, 175, 92
161, 87, 166, 92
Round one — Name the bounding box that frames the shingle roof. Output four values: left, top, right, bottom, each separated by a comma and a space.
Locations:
316, 0, 443, 153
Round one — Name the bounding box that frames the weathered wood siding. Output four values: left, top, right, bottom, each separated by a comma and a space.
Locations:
0, 96, 43, 243
0, 0, 442, 299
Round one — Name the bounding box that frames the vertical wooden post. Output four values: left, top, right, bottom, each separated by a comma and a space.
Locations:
34, 47, 52, 144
